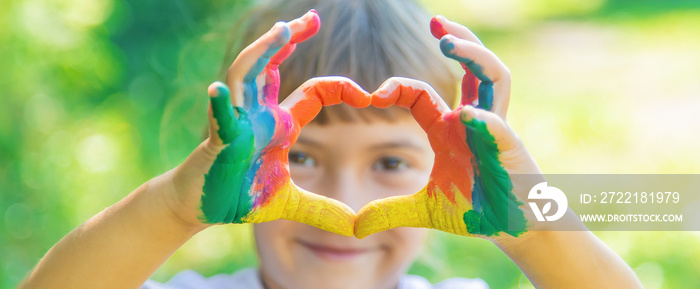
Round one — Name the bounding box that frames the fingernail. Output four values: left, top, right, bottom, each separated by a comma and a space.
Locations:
439, 35, 456, 55
436, 15, 447, 22
272, 21, 283, 32
271, 22, 291, 48
208, 81, 229, 98
460, 106, 477, 124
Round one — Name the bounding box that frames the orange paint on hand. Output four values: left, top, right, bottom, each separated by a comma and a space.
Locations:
424, 108, 475, 204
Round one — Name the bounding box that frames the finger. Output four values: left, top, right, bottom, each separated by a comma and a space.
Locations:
356, 189, 479, 239
355, 194, 430, 239
225, 22, 291, 107
202, 90, 254, 224
243, 183, 356, 236
228, 23, 290, 84
200, 95, 255, 225
371, 77, 450, 130
269, 9, 321, 66
430, 15, 484, 45
208, 81, 239, 145
460, 105, 520, 152
429, 15, 480, 107
261, 10, 322, 108
284, 185, 356, 237
440, 35, 511, 118
280, 76, 371, 128
244, 10, 321, 109
430, 15, 509, 114
460, 105, 528, 236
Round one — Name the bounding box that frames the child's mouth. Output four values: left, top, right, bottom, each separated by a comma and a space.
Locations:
296, 239, 371, 261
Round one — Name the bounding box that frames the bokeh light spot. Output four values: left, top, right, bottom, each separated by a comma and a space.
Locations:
4, 203, 35, 239
24, 94, 64, 133
76, 134, 119, 173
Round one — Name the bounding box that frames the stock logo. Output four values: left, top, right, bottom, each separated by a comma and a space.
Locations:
528, 182, 568, 222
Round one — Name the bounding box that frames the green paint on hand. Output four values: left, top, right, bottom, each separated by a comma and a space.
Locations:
210, 86, 237, 144
462, 117, 527, 237
201, 84, 256, 224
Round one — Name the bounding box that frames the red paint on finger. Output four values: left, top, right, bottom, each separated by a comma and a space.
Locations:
263, 66, 281, 105
270, 43, 296, 66
430, 16, 448, 40
290, 10, 321, 44
270, 10, 320, 66
462, 73, 479, 106
430, 16, 480, 107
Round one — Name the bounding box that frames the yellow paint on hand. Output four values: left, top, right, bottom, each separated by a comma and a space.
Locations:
243, 180, 356, 236
355, 184, 474, 239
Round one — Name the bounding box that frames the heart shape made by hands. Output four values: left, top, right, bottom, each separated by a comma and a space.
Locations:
199, 10, 528, 239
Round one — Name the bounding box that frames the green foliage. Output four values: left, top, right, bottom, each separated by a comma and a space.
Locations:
2, 0, 700, 288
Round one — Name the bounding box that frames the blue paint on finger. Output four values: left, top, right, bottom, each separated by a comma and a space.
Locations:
239, 24, 289, 152
243, 25, 291, 84
476, 81, 493, 111
439, 38, 494, 111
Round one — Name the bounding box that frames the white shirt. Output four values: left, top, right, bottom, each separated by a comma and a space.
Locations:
141, 268, 489, 289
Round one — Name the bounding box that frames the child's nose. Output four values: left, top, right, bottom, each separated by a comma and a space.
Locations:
324, 168, 371, 213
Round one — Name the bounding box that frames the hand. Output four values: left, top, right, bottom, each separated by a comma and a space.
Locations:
355, 15, 542, 239
165, 10, 370, 236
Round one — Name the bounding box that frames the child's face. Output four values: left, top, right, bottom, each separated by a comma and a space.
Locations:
253, 110, 434, 289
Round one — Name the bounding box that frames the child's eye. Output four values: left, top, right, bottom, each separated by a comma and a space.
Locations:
289, 151, 316, 167
373, 156, 409, 172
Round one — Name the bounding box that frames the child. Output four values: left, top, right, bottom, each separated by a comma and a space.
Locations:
20, 0, 643, 288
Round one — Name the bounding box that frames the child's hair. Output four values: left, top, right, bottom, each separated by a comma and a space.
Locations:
221, 0, 460, 124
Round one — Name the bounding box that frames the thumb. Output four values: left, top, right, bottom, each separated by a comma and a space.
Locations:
355, 193, 433, 239
460, 105, 521, 153
207, 81, 240, 146
179, 82, 244, 175
184, 81, 252, 174
243, 183, 356, 237
460, 105, 530, 237
460, 105, 539, 176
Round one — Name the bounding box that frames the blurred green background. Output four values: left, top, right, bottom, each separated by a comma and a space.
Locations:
2, 0, 700, 288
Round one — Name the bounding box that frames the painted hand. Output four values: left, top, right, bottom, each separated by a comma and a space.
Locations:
173, 11, 370, 236
355, 16, 541, 239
